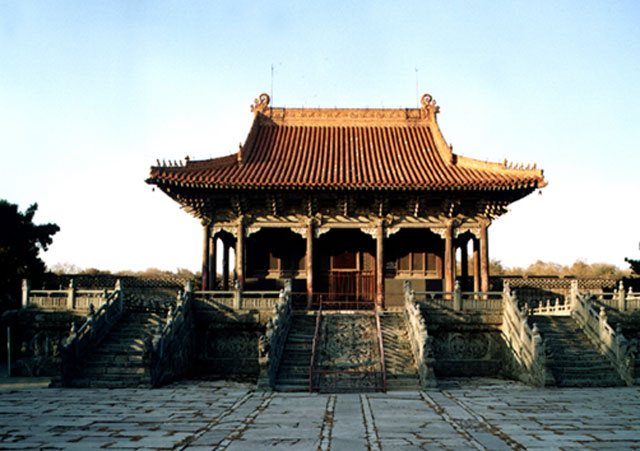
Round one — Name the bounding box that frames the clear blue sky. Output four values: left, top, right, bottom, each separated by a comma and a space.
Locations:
1, 1, 639, 272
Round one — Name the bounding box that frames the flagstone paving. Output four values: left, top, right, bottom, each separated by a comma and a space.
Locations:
0, 378, 639, 449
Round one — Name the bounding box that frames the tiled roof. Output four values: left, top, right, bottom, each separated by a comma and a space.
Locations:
148, 94, 547, 191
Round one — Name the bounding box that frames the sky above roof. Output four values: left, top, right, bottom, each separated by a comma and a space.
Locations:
1, 1, 639, 273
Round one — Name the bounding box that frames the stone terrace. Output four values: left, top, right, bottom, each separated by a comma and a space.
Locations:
1, 377, 640, 449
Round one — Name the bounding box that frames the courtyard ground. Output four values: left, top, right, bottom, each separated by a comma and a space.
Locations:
1, 369, 639, 450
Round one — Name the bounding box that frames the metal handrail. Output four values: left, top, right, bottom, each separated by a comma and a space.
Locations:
374, 307, 387, 393
309, 302, 322, 392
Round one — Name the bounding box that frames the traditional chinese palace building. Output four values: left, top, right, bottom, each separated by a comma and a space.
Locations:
147, 93, 547, 309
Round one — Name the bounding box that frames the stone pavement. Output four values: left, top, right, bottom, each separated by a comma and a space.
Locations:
0, 377, 639, 450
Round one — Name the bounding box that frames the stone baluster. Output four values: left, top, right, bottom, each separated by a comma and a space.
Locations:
453, 280, 462, 311
570, 280, 578, 312
88, 304, 95, 339
21, 279, 30, 309
517, 295, 528, 343
531, 323, 541, 360
599, 307, 607, 343
68, 279, 76, 310
403, 280, 412, 301
115, 279, 123, 312
233, 280, 241, 310
618, 281, 626, 312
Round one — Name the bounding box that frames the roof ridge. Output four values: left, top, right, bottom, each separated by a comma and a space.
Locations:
456, 155, 547, 186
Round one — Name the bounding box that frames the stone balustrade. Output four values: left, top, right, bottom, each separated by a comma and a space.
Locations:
150, 281, 195, 387
403, 281, 437, 389
571, 281, 636, 386
194, 287, 281, 311
60, 280, 124, 385
22, 279, 113, 312
586, 281, 640, 312
257, 281, 293, 390
414, 281, 503, 312
501, 283, 550, 386
529, 298, 571, 316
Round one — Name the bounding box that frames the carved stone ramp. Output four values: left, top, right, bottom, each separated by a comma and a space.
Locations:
532, 316, 625, 387
312, 312, 384, 393
62, 311, 163, 388
379, 312, 421, 390
274, 313, 316, 392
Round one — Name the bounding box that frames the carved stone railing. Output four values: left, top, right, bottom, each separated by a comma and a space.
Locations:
501, 283, 550, 387
571, 281, 635, 386
403, 281, 437, 389
257, 281, 292, 390
22, 279, 113, 312
586, 281, 640, 312
529, 297, 571, 316
194, 285, 282, 311
415, 281, 503, 312
60, 280, 124, 385
149, 281, 195, 387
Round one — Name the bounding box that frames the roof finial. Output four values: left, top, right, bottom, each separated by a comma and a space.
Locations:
251, 93, 271, 114
420, 93, 440, 117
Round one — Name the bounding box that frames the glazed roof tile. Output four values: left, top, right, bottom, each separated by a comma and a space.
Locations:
148, 94, 547, 191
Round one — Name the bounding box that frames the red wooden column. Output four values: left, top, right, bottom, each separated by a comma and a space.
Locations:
472, 237, 480, 293
443, 222, 455, 292
236, 217, 245, 291
222, 242, 230, 290
201, 222, 210, 291
480, 220, 490, 292
209, 234, 217, 290
306, 221, 314, 308
376, 221, 384, 309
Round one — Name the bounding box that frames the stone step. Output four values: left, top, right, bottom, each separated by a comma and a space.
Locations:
84, 356, 146, 367
555, 377, 625, 387
533, 316, 624, 387
274, 383, 308, 392
80, 365, 149, 376
66, 311, 162, 388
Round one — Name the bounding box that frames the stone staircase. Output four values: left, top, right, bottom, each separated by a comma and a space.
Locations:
274, 313, 316, 391
532, 316, 624, 387
64, 311, 164, 388
379, 313, 421, 390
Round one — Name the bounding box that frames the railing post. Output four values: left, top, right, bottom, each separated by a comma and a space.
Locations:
21, 279, 30, 309
453, 281, 462, 311
115, 279, 123, 312
531, 323, 541, 360
517, 294, 528, 343
570, 280, 578, 312
599, 306, 607, 342
6, 326, 11, 376
617, 281, 626, 312
404, 280, 412, 303
234, 280, 241, 309
88, 303, 95, 340
68, 279, 76, 310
